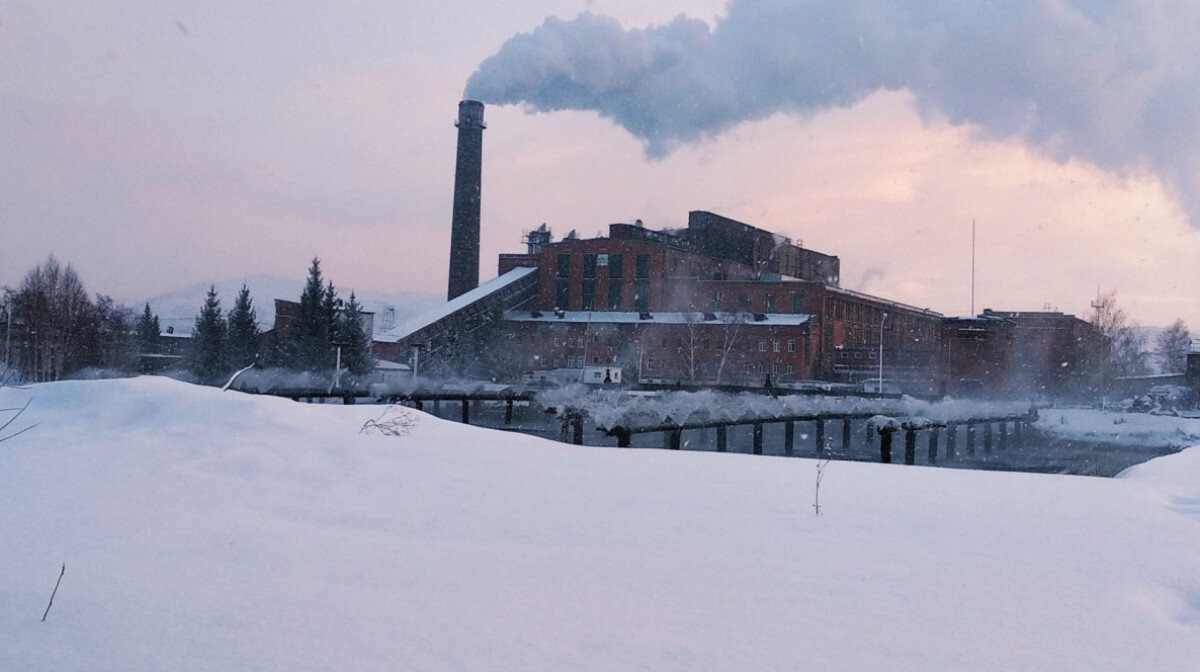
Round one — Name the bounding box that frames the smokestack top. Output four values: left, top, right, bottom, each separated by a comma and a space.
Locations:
456, 99, 486, 129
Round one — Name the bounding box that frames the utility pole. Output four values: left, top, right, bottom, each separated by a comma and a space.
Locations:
971, 219, 976, 316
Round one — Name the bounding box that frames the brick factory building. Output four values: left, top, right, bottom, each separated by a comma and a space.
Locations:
383, 209, 945, 394
372, 99, 1109, 400
941, 310, 1108, 399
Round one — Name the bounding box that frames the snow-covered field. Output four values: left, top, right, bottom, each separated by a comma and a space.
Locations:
2, 378, 1199, 670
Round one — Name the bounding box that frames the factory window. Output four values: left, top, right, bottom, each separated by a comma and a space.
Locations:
660, 337, 668, 348
773, 362, 781, 374
787, 363, 795, 374
787, 340, 795, 352
634, 281, 649, 312
738, 293, 750, 311
758, 363, 766, 373
764, 293, 776, 312
555, 280, 569, 310
607, 282, 622, 311
582, 254, 597, 278
772, 340, 780, 352
556, 253, 571, 278
581, 280, 595, 310
607, 253, 623, 310
710, 291, 722, 312
758, 340, 766, 352
635, 253, 650, 278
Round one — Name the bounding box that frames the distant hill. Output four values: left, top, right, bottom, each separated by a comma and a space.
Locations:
139, 274, 441, 337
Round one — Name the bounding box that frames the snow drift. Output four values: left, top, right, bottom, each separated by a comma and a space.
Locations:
1, 377, 1198, 670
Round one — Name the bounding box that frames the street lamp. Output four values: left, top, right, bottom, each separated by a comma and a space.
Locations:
878, 311, 888, 393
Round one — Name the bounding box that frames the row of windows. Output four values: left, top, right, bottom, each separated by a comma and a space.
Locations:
641, 359, 798, 375
556, 252, 651, 311
537, 355, 618, 368
709, 291, 805, 314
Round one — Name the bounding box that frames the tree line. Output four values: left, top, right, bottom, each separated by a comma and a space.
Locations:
3, 255, 374, 384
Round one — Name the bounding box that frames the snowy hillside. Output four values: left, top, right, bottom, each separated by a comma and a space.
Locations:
2, 378, 1199, 671
138, 274, 440, 335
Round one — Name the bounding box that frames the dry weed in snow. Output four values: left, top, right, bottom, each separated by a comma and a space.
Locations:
360, 406, 420, 437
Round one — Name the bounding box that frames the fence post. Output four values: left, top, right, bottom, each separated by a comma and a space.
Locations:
842, 417, 852, 451
504, 399, 514, 425
984, 422, 993, 453
573, 415, 584, 445
668, 428, 681, 450
904, 428, 917, 465
946, 423, 956, 460
753, 422, 764, 455
784, 421, 795, 455
880, 428, 894, 463
928, 427, 939, 464
716, 425, 728, 452
615, 427, 631, 448
461, 398, 470, 425
966, 422, 977, 456
999, 421, 1009, 450
815, 418, 826, 454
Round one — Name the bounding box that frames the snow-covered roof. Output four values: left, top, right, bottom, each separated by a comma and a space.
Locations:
503, 310, 812, 326
375, 267, 537, 344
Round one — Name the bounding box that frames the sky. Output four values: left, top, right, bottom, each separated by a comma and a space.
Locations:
2, 0, 1198, 328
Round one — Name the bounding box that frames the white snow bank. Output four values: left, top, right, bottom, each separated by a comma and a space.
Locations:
2, 378, 1199, 671
1036, 408, 1200, 447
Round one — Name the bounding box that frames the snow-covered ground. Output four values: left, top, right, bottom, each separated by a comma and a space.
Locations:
2, 378, 1199, 670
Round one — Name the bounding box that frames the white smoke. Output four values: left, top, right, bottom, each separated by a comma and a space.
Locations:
466, 0, 1200, 222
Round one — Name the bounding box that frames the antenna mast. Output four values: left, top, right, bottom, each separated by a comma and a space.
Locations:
970, 219, 976, 316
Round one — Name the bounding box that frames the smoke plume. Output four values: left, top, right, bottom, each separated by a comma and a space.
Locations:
466, 0, 1200, 222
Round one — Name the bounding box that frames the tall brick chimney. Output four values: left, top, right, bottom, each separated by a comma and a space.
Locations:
448, 100, 485, 300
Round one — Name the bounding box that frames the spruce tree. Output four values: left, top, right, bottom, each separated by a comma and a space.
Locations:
285, 257, 334, 371
189, 285, 226, 384
135, 303, 160, 355
336, 292, 375, 376
225, 284, 260, 369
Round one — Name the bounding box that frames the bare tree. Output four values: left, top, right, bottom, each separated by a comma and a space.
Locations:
1155, 319, 1191, 374
714, 311, 747, 385
1089, 290, 1149, 380
12, 256, 93, 381
0, 370, 36, 443
679, 312, 703, 383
